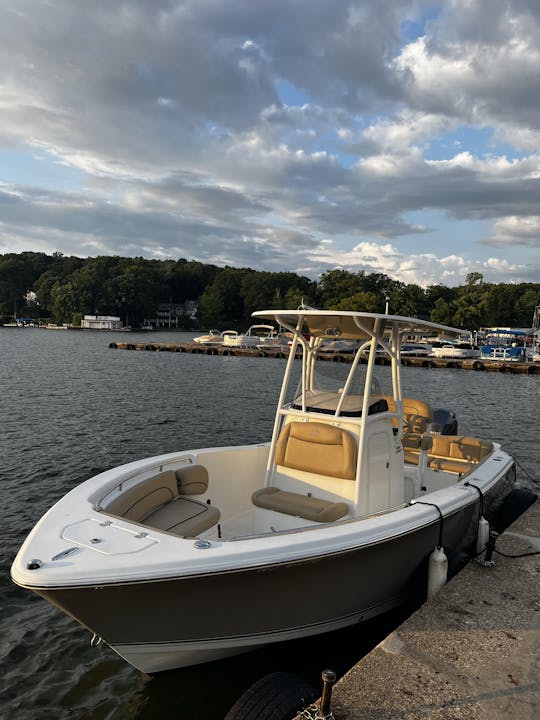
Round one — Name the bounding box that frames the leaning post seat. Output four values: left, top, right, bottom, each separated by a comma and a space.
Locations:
252, 421, 357, 522
99, 466, 220, 537
383, 396, 433, 430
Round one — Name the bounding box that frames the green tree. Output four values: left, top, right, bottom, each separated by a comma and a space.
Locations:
331, 290, 380, 312
198, 267, 249, 328
0, 253, 47, 317
49, 280, 77, 323
390, 284, 428, 318
112, 260, 160, 325
452, 273, 489, 329
430, 297, 456, 326
317, 269, 365, 307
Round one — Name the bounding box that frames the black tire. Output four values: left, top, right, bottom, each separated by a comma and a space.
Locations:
224, 671, 318, 720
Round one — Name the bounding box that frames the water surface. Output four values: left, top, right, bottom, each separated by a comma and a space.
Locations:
1, 327, 538, 718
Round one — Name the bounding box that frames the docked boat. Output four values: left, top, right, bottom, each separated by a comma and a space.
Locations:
193, 329, 223, 345
480, 329, 527, 362
11, 309, 516, 674
430, 342, 479, 360
319, 339, 360, 354
256, 332, 293, 353
399, 342, 432, 357
526, 304, 540, 362
222, 324, 276, 348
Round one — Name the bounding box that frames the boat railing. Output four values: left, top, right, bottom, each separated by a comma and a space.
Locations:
93, 454, 195, 510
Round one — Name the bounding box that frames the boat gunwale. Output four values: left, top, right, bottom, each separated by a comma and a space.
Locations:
12, 446, 514, 591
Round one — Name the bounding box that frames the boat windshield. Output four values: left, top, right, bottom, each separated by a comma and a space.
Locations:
291, 356, 388, 417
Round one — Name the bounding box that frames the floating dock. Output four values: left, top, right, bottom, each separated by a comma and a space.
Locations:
324, 498, 539, 720
109, 341, 540, 374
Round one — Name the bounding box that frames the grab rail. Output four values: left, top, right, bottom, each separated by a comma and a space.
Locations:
94, 455, 194, 510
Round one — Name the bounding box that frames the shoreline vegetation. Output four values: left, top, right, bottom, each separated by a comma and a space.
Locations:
1, 251, 538, 331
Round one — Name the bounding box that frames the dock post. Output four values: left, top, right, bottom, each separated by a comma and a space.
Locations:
319, 668, 336, 717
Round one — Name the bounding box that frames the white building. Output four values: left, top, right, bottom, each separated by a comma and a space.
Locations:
81, 314, 122, 330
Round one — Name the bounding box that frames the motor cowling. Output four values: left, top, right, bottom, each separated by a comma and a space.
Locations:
431, 408, 458, 435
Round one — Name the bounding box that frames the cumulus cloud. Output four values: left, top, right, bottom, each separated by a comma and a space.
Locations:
482, 216, 540, 247
0, 0, 539, 286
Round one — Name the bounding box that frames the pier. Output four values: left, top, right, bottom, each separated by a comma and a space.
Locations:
109, 340, 540, 374
321, 499, 539, 720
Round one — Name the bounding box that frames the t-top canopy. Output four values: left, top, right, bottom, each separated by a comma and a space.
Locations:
252, 309, 462, 342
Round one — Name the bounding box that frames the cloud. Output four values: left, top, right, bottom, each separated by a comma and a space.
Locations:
482, 216, 540, 247
0, 1, 539, 287
395, 0, 540, 133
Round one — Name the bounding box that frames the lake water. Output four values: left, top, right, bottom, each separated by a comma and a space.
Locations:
1, 327, 539, 719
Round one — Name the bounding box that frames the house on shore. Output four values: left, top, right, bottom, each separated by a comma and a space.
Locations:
81, 315, 122, 330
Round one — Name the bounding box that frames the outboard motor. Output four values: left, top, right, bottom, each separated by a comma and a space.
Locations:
431, 408, 458, 435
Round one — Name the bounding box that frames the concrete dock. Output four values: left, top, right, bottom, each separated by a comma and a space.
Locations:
325, 499, 539, 719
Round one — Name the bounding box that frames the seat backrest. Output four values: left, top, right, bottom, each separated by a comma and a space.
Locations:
104, 470, 178, 521
384, 396, 432, 428
176, 464, 209, 495
431, 435, 493, 462
275, 421, 357, 481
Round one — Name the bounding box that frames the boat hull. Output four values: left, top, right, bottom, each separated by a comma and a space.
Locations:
33, 495, 496, 674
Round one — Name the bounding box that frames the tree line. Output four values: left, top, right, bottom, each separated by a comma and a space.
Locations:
0, 252, 538, 331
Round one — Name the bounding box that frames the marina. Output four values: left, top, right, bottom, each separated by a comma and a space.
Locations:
2, 325, 539, 719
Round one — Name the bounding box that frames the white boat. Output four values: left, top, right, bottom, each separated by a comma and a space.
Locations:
220, 330, 239, 345
430, 342, 479, 359
11, 309, 516, 674
222, 324, 276, 348
319, 339, 360, 354
193, 329, 223, 345
526, 304, 540, 362
41, 323, 68, 330
399, 342, 432, 357
256, 332, 293, 353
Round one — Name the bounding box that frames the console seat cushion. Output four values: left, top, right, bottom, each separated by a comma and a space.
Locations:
142, 497, 220, 537
275, 421, 357, 480
252, 486, 349, 522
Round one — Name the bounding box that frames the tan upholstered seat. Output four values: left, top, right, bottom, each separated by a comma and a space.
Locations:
384, 396, 432, 429
143, 497, 220, 537
176, 464, 209, 495
275, 421, 357, 480
403, 435, 493, 475
100, 467, 220, 536
252, 421, 355, 522
252, 487, 349, 522
431, 435, 493, 462
105, 470, 178, 521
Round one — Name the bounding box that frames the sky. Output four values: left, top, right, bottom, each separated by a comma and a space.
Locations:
0, 0, 539, 287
